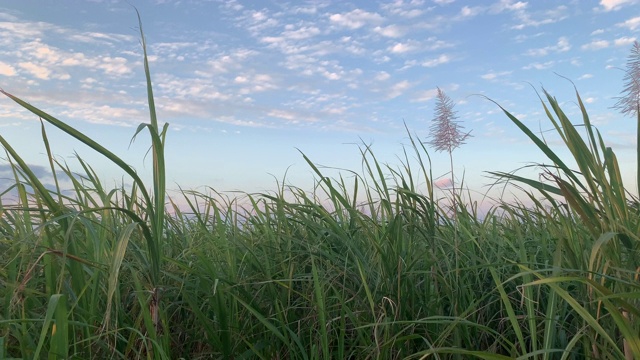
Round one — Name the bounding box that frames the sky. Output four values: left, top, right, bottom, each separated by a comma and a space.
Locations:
0, 0, 640, 209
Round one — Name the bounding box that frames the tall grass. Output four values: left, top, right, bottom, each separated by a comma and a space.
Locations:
1, 10, 168, 359
1, 14, 639, 360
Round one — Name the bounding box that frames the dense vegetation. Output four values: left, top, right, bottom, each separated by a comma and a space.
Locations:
1, 15, 639, 359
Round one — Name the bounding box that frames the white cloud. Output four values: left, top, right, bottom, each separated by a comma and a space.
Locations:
556, 37, 571, 52
460, 6, 482, 17
291, 4, 323, 14
578, 73, 593, 80
96, 56, 131, 76
155, 73, 231, 102
412, 88, 439, 102
422, 54, 451, 67
500, 4, 568, 30
618, 16, 640, 30
252, 11, 267, 22
389, 42, 416, 53
238, 9, 279, 36
481, 70, 512, 80
424, 37, 454, 51
62, 104, 143, 126
323, 106, 347, 115
221, 0, 243, 11
374, 71, 390, 81
615, 36, 637, 46
321, 70, 341, 80
80, 77, 98, 89
491, 0, 528, 13
201, 49, 257, 75
329, 9, 384, 29
60, 53, 89, 66
374, 25, 405, 38
581, 40, 610, 50
526, 36, 571, 56
523, 61, 555, 70
0, 61, 17, 76
238, 73, 278, 93
381, 0, 426, 18
282, 26, 321, 40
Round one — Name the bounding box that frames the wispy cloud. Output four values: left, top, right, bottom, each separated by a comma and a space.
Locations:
68, 31, 135, 45
618, 16, 640, 30
490, 0, 527, 13
412, 88, 439, 102
525, 37, 571, 56
381, 0, 427, 18
385, 80, 412, 99
614, 36, 637, 46
481, 71, 512, 80
374, 71, 390, 81
197, 49, 257, 76
496, 2, 569, 30
581, 39, 610, 50
522, 61, 555, 70
422, 54, 451, 67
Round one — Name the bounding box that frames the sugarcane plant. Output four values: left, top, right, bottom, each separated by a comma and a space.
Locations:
427, 87, 472, 219
0, 8, 169, 359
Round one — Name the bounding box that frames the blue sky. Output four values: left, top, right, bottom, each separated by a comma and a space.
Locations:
0, 0, 639, 207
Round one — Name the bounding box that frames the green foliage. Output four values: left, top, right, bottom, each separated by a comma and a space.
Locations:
0, 12, 638, 360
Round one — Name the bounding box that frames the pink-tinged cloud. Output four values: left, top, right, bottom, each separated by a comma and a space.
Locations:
0, 61, 16, 76
18, 61, 50, 79
434, 178, 452, 188
390, 42, 415, 53
600, 0, 635, 11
